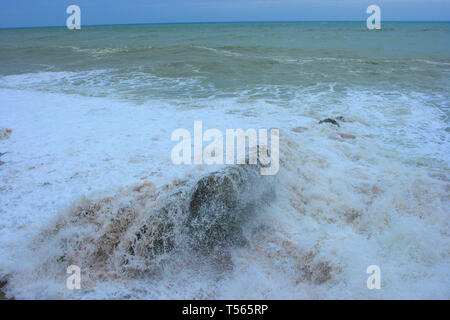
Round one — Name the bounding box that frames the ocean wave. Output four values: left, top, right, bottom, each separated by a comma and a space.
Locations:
0, 88, 449, 299
68, 46, 131, 58
193, 46, 243, 57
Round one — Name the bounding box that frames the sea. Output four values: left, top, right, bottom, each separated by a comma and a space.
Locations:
0, 22, 449, 299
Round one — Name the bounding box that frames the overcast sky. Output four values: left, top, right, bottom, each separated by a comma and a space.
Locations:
0, 0, 449, 28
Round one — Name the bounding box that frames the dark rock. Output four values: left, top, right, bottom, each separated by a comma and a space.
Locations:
187, 164, 275, 249
0, 277, 12, 300
127, 164, 276, 260
319, 118, 340, 127
47, 163, 277, 274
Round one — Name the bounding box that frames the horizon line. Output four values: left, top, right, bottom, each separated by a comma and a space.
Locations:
1, 19, 449, 30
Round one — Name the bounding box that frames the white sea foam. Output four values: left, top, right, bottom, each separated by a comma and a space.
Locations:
194, 46, 243, 57
0, 87, 448, 299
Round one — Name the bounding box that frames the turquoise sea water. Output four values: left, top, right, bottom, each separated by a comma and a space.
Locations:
1, 22, 449, 101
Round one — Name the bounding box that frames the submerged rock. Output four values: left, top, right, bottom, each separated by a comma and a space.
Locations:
319, 116, 351, 127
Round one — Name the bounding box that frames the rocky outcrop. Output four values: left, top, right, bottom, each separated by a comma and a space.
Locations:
34, 163, 276, 276
187, 164, 275, 249
127, 164, 276, 261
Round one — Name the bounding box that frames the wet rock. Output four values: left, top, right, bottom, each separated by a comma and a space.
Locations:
319, 116, 352, 127
187, 164, 275, 249
319, 118, 340, 127
128, 206, 178, 258
40, 163, 276, 275
128, 164, 276, 260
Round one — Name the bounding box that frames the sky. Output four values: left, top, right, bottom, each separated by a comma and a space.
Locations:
0, 0, 449, 28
